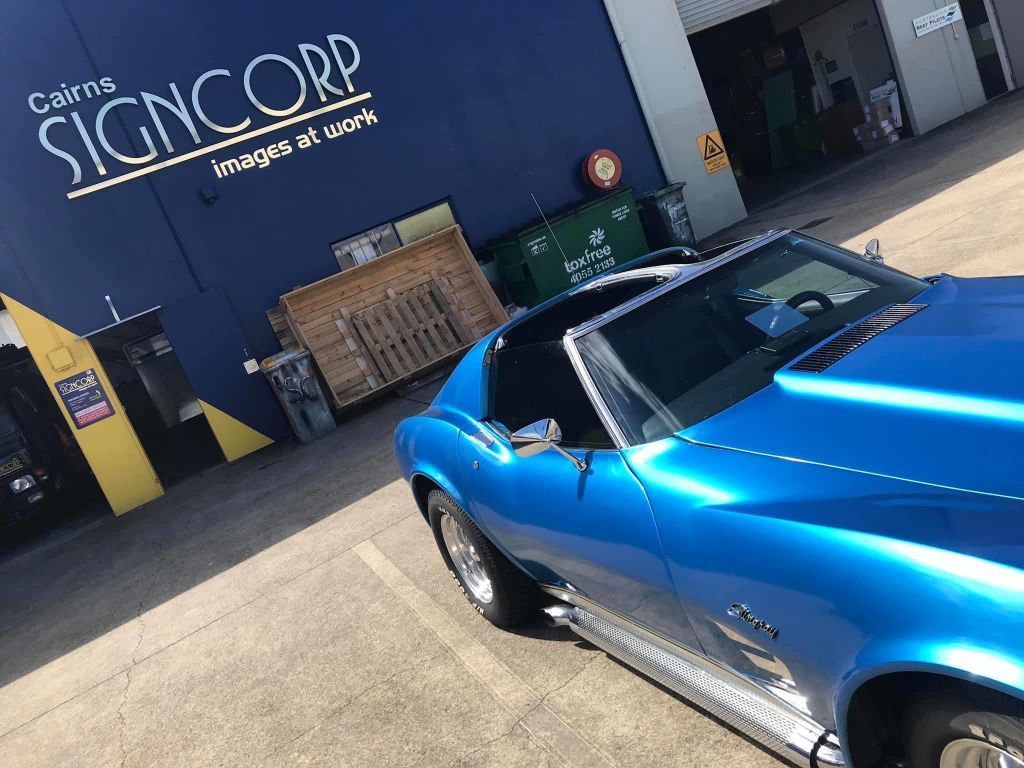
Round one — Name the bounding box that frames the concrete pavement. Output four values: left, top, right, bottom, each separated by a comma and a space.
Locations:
0, 386, 780, 768
4, 90, 1024, 768
711, 89, 1024, 280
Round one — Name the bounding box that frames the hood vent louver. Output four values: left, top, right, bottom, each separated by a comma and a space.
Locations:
789, 303, 926, 374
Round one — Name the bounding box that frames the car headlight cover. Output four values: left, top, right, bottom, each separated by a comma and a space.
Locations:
9, 475, 36, 493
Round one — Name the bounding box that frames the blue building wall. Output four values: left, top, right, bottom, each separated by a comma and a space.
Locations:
0, 0, 664, 440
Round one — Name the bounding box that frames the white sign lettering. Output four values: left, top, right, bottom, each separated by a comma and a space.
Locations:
913, 3, 963, 37
57, 372, 99, 396
28, 34, 369, 200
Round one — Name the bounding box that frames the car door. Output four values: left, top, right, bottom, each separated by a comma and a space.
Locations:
558, 231, 928, 718
457, 426, 700, 648
621, 437, 818, 712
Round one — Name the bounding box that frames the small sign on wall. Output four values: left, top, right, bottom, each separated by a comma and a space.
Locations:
697, 131, 731, 175
582, 149, 623, 190
55, 369, 115, 429
913, 3, 963, 37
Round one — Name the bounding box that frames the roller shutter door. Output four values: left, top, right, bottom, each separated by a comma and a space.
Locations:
675, 0, 772, 34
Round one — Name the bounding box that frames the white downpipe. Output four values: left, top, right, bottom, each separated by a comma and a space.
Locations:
603, 0, 678, 184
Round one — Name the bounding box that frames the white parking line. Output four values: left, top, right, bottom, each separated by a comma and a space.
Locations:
353, 540, 616, 768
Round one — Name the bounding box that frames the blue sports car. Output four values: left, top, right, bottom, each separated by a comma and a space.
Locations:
394, 230, 1024, 768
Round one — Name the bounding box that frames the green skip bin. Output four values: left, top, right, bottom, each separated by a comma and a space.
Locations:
492, 188, 649, 308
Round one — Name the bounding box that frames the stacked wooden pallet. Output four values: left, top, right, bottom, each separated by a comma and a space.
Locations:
272, 226, 506, 410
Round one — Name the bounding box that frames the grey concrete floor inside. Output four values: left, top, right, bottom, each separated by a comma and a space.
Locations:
711, 89, 1024, 279
3, 91, 1024, 768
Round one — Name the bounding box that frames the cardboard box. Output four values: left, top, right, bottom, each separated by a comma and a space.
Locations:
853, 95, 901, 152
860, 133, 900, 152
870, 80, 903, 129
852, 122, 886, 141
868, 100, 892, 124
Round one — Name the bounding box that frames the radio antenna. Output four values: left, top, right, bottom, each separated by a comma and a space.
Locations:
530, 193, 569, 262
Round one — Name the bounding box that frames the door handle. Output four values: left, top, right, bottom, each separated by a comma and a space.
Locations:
468, 430, 495, 448
467, 430, 496, 471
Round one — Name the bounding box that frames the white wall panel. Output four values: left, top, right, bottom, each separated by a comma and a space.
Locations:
875, 0, 985, 134
604, 0, 747, 238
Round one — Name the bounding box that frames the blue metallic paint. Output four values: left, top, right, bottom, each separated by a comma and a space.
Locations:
394, 261, 1024, 764
457, 430, 701, 647
394, 410, 469, 517
688, 276, 1024, 501
624, 435, 1024, 729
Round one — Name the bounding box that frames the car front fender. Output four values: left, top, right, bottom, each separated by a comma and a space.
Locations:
394, 409, 473, 518
835, 635, 1024, 757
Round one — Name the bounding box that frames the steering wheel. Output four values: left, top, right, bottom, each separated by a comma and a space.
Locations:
785, 290, 834, 314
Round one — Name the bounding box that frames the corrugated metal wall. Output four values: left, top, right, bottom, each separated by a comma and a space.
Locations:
675, 0, 772, 34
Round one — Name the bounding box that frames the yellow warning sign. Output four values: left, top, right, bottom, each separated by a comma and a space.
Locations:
697, 130, 730, 175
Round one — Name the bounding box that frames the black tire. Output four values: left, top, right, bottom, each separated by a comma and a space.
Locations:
427, 489, 539, 628
905, 683, 1024, 766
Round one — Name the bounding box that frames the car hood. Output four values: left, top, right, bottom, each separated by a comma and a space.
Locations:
682, 275, 1024, 500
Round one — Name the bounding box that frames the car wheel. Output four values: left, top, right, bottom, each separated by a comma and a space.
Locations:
905, 684, 1024, 767
427, 489, 538, 628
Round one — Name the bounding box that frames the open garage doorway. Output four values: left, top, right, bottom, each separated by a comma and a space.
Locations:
963, 0, 1011, 100
0, 302, 106, 552
686, 0, 901, 212
88, 312, 224, 489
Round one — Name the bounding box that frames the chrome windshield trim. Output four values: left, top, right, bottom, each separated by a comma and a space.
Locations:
566, 229, 789, 338
563, 333, 630, 449
570, 265, 683, 294
562, 230, 790, 448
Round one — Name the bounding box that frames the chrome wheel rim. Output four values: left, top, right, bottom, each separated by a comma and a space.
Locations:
439, 511, 493, 604
941, 738, 1024, 768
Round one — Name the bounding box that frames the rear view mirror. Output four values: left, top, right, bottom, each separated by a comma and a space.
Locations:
510, 419, 588, 472
863, 238, 884, 263
510, 418, 560, 458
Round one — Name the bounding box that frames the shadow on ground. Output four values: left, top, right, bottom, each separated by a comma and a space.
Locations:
0, 389, 431, 690
5, 89, 1024, 711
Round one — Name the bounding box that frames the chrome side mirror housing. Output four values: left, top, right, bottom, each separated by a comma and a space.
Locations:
863, 238, 884, 263
510, 418, 588, 472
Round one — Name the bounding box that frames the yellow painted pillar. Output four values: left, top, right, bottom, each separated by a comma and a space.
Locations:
198, 399, 274, 462
1, 293, 163, 515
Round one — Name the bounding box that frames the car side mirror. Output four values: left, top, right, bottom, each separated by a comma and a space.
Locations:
510, 418, 588, 472
863, 238, 884, 263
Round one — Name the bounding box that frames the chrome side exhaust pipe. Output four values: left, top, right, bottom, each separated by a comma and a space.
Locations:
540, 601, 844, 768
542, 604, 575, 628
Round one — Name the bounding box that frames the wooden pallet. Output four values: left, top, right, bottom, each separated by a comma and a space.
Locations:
266, 306, 298, 349
275, 226, 506, 410
350, 282, 470, 384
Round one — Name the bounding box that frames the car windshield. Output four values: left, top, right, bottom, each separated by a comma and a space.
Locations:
572, 232, 928, 445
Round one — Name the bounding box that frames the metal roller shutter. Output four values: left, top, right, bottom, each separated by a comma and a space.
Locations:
675, 0, 773, 34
